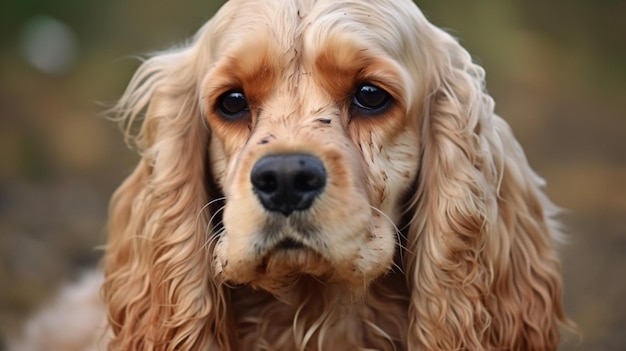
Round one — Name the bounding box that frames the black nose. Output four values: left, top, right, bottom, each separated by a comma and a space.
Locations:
250, 154, 326, 216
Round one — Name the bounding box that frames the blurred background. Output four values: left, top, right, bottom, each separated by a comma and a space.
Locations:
0, 0, 624, 349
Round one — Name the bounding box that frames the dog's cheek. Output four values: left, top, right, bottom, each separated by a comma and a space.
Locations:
213, 227, 255, 283
361, 214, 397, 276
207, 134, 231, 191
372, 129, 420, 218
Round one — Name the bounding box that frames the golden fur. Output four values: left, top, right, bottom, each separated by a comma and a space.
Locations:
100, 0, 574, 349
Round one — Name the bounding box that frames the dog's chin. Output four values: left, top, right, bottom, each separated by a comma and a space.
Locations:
220, 243, 381, 301
249, 249, 333, 297
222, 244, 330, 286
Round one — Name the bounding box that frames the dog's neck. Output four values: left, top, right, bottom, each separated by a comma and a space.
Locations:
230, 272, 408, 350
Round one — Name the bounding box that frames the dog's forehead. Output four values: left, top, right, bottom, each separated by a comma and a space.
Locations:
205, 0, 419, 93
209, 0, 420, 60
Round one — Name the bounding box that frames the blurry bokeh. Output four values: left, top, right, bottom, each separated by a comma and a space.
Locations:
0, 0, 624, 349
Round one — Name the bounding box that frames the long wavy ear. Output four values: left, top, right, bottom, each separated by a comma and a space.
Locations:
103, 28, 232, 350
404, 27, 572, 350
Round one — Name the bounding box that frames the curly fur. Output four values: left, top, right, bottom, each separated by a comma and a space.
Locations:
78, 0, 574, 350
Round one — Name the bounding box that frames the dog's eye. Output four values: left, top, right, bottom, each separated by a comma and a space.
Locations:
217, 90, 249, 119
352, 84, 391, 113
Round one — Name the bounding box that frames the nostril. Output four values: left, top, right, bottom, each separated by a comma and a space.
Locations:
253, 170, 278, 193
294, 168, 325, 192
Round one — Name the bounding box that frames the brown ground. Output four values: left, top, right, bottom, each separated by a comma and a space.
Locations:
1, 1, 624, 350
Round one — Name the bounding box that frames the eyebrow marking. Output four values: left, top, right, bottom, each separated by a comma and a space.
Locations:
315, 117, 332, 124
258, 133, 277, 145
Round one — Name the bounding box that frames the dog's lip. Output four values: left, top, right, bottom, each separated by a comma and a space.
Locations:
274, 237, 305, 250
257, 237, 318, 268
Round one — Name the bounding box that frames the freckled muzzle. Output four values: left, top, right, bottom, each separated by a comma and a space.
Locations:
250, 154, 327, 216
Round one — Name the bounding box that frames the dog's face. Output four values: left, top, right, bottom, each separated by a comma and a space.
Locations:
201, 1, 421, 293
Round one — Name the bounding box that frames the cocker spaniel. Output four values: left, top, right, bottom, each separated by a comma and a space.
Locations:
14, 0, 575, 350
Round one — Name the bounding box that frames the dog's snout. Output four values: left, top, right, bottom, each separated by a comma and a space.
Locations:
251, 154, 326, 216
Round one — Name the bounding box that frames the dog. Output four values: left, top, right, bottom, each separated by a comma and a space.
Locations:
12, 0, 574, 350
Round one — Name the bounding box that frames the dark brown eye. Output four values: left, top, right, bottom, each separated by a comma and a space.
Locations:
352, 84, 391, 113
217, 90, 248, 119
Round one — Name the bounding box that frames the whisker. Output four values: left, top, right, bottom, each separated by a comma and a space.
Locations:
195, 196, 227, 231
206, 205, 226, 232
369, 205, 413, 252
205, 227, 224, 252
190, 200, 227, 259
203, 207, 226, 251
368, 205, 414, 274
389, 261, 405, 275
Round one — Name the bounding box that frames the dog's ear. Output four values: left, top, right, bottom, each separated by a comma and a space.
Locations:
402, 24, 572, 350
103, 25, 233, 351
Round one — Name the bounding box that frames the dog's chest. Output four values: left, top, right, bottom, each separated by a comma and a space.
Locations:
231, 280, 408, 350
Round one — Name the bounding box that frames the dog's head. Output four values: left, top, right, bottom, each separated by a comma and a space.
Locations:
104, 1, 571, 349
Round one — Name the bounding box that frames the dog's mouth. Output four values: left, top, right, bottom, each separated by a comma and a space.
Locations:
260, 237, 314, 268
250, 236, 331, 280
274, 237, 305, 250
